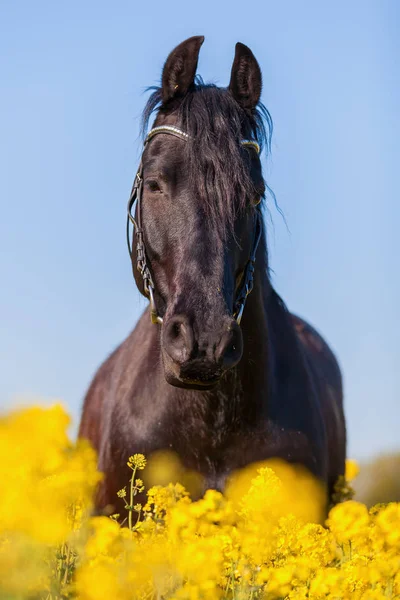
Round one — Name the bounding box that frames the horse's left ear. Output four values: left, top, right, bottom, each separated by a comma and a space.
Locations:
229, 42, 262, 110
161, 36, 205, 104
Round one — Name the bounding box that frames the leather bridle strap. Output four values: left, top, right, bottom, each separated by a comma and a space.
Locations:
127, 162, 163, 324
233, 208, 262, 324
126, 126, 262, 326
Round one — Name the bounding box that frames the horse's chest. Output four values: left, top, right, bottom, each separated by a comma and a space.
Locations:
167, 414, 313, 486
117, 387, 315, 488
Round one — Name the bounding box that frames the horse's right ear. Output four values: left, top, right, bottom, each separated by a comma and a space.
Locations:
161, 36, 204, 105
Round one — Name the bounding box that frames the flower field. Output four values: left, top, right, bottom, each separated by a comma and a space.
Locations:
0, 404, 399, 599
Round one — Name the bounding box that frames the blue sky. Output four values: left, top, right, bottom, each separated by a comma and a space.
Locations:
0, 0, 398, 460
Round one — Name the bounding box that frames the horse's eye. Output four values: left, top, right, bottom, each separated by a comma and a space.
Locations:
145, 179, 161, 193
253, 196, 262, 206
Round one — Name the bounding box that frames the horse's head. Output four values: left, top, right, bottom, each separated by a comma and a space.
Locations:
130, 36, 270, 390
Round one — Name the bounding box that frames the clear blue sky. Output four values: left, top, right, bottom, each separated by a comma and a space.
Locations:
1, 0, 398, 460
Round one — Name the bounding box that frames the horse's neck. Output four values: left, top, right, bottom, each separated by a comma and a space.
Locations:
231, 258, 272, 419
225, 251, 306, 424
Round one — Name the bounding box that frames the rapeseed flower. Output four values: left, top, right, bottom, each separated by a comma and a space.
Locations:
127, 454, 147, 470
1, 403, 399, 599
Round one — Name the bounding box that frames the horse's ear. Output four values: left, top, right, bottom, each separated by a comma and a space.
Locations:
229, 42, 262, 110
161, 36, 205, 104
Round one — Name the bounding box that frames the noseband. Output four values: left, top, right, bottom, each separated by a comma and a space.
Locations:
126, 125, 263, 326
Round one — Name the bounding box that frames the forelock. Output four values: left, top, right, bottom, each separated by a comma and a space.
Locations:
142, 80, 272, 235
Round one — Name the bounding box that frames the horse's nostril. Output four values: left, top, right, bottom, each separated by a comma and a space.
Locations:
171, 322, 181, 339
163, 315, 194, 365
216, 320, 243, 369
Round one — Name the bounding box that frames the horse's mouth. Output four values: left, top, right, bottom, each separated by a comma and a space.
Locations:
162, 350, 225, 390
166, 374, 221, 391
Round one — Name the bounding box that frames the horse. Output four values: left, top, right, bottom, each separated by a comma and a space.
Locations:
79, 36, 346, 514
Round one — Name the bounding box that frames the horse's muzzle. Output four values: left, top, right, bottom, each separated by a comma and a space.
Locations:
161, 313, 243, 389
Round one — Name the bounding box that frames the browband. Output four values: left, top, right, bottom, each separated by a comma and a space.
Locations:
145, 125, 260, 154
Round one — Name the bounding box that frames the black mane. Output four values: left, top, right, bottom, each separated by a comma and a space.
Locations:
141, 79, 273, 233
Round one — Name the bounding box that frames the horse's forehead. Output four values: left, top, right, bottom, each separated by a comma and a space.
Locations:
143, 135, 184, 164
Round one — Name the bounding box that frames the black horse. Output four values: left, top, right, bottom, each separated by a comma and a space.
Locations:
79, 36, 346, 513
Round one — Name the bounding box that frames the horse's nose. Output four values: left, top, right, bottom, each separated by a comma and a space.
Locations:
215, 319, 243, 369
163, 315, 243, 370
163, 314, 195, 365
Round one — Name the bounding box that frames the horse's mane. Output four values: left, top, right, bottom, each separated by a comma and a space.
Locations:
141, 78, 273, 234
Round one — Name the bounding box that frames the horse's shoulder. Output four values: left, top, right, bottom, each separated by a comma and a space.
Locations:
290, 313, 343, 399
290, 314, 338, 366
290, 313, 344, 423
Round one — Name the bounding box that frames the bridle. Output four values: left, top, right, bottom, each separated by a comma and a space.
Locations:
126, 125, 263, 326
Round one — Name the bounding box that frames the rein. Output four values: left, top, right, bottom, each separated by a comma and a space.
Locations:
126, 126, 262, 326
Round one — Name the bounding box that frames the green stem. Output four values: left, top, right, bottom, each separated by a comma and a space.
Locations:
62, 542, 72, 586
128, 465, 137, 530
57, 543, 64, 583
134, 507, 142, 529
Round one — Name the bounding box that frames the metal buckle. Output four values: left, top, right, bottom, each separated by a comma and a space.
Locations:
148, 284, 163, 325
235, 303, 245, 325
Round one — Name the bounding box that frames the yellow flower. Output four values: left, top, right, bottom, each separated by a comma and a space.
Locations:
0, 404, 101, 545
345, 458, 360, 482
327, 500, 370, 547
374, 502, 400, 549
135, 478, 145, 492
84, 517, 122, 559
75, 555, 125, 600
127, 453, 147, 470
144, 483, 190, 521
310, 567, 344, 596
2, 402, 400, 600
264, 565, 296, 597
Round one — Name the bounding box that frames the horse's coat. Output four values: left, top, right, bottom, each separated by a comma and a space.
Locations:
79, 37, 346, 514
